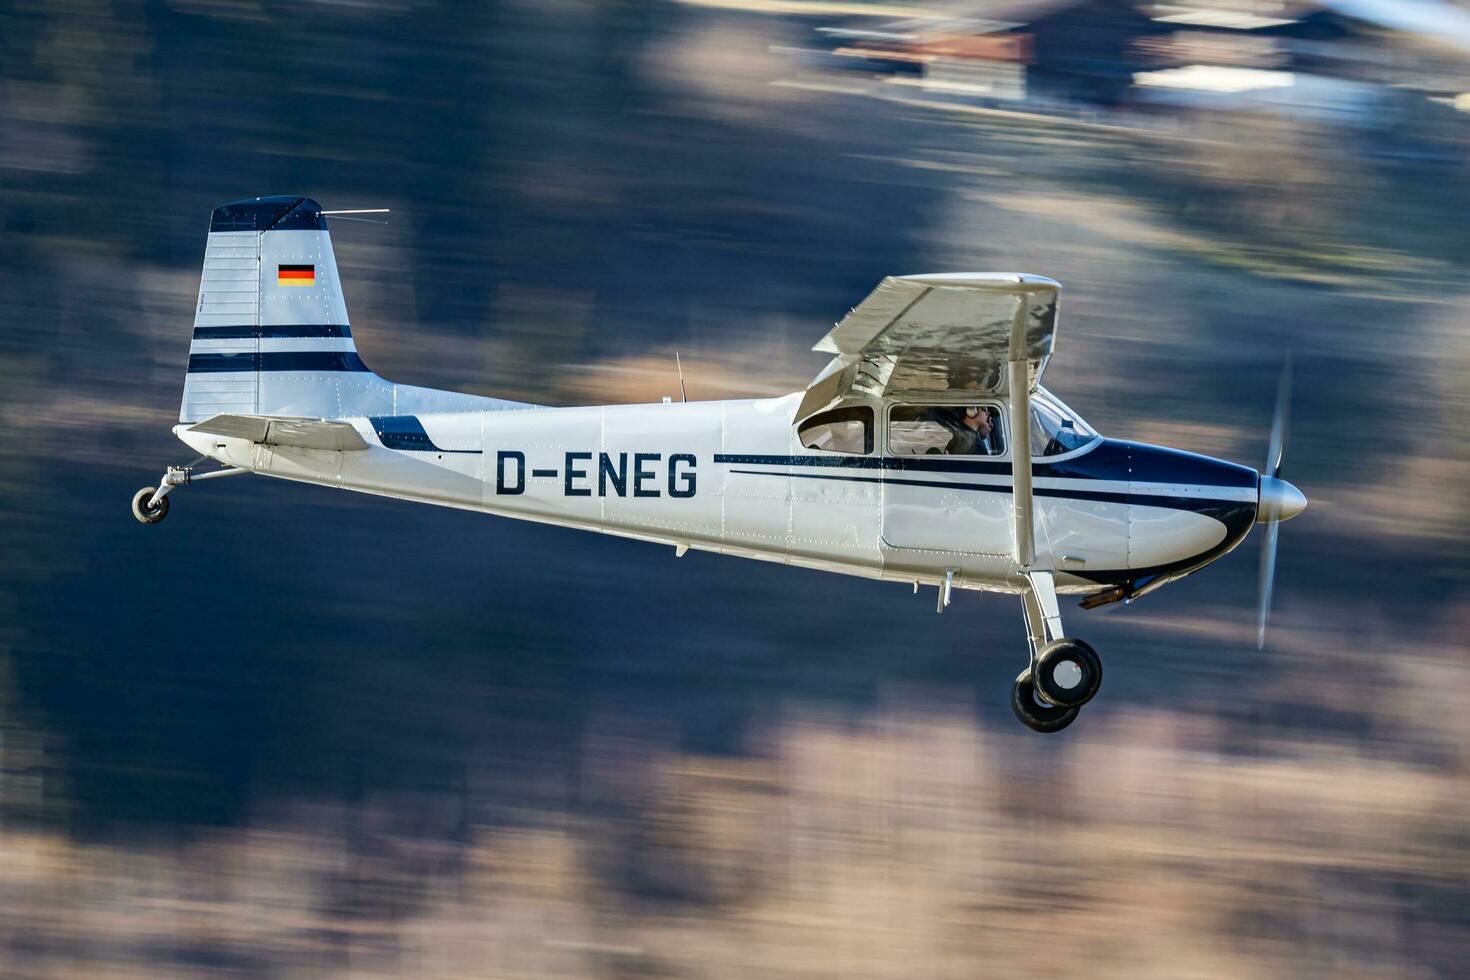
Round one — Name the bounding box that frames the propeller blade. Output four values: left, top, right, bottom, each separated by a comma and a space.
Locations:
1258, 352, 1292, 648
1265, 351, 1292, 479
1256, 518, 1279, 650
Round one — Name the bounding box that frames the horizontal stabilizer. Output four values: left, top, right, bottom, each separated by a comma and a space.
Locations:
189, 414, 369, 451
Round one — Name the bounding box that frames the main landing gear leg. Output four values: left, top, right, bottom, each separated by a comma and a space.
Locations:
1011, 570, 1103, 733
132, 457, 249, 525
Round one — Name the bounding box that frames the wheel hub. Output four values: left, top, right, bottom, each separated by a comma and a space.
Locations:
1052, 659, 1083, 690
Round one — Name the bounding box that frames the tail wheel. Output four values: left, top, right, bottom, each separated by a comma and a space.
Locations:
1033, 638, 1102, 709
1011, 668, 1078, 733
131, 487, 169, 525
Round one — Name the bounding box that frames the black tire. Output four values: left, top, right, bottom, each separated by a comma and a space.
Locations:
1011, 668, 1079, 733
131, 486, 169, 525
1033, 638, 1102, 709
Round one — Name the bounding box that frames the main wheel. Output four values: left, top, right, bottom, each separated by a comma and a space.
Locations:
1033, 638, 1102, 709
1011, 668, 1078, 733
131, 486, 169, 525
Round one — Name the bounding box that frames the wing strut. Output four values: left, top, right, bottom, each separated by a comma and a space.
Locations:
1007, 304, 1035, 569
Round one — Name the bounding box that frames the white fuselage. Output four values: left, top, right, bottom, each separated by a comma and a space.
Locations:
176, 390, 1261, 598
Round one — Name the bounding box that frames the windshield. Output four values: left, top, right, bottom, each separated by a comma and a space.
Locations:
1030, 393, 1097, 457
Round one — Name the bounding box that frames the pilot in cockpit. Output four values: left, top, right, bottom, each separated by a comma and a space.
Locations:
945, 406, 996, 455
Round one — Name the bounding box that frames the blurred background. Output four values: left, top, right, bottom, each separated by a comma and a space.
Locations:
2, 0, 1469, 975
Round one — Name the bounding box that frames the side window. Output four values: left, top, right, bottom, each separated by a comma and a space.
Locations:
798, 406, 873, 455
889, 405, 1004, 456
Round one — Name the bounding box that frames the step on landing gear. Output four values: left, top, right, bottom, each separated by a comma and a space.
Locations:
1011, 571, 1102, 733
131, 457, 248, 525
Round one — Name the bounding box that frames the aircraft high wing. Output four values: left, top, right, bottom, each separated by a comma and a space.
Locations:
795, 272, 1058, 421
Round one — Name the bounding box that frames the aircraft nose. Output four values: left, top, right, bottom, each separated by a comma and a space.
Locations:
1257, 476, 1307, 523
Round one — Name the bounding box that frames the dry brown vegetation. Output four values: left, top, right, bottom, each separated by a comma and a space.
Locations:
1, 657, 1467, 979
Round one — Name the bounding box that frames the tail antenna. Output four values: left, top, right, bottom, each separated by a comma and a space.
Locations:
320, 208, 391, 224
675, 352, 688, 403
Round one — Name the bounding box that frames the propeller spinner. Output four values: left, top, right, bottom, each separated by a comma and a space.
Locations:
1256, 353, 1307, 649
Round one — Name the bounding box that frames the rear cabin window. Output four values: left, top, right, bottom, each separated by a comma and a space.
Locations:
889, 405, 1004, 456
798, 406, 873, 455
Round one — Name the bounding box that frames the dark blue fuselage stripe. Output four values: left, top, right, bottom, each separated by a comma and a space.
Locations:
728, 468, 1242, 515
714, 441, 1258, 488
368, 415, 482, 454
716, 452, 1006, 474
192, 324, 352, 339
187, 351, 371, 373
715, 452, 1115, 477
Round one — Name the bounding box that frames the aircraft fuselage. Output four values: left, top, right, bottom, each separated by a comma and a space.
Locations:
176, 391, 1259, 597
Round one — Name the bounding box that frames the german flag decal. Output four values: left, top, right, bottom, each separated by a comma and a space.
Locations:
278, 264, 315, 287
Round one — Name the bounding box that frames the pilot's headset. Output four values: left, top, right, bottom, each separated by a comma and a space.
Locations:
965, 406, 983, 420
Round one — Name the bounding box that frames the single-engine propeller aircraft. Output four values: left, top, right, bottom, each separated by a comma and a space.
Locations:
134, 196, 1307, 732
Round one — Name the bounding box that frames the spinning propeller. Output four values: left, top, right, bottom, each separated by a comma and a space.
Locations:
1256, 353, 1307, 649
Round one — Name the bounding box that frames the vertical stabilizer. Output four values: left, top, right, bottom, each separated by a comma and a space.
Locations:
181, 195, 364, 423
180, 195, 528, 425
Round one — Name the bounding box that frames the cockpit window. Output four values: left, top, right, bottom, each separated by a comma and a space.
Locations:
1030, 397, 1097, 457
798, 406, 873, 455
889, 405, 1004, 456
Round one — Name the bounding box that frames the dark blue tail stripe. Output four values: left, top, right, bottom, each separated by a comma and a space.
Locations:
192, 324, 352, 340
187, 352, 371, 373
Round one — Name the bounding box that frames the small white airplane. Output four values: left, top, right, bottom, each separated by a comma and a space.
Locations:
135, 196, 1306, 732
